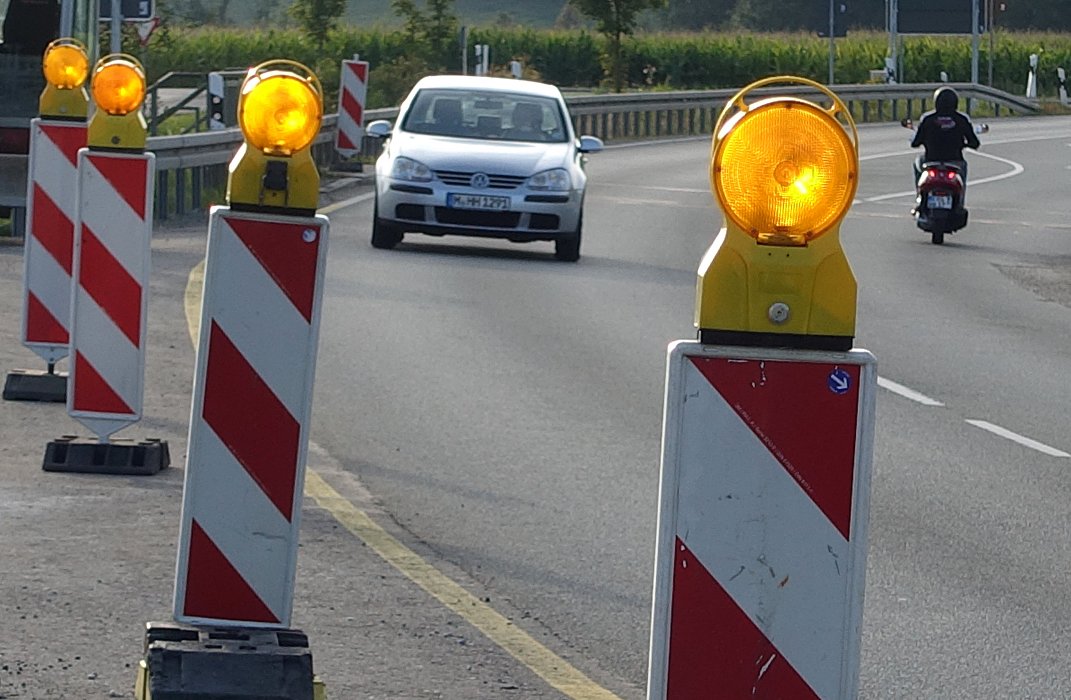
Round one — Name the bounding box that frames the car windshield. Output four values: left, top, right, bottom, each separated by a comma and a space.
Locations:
401, 89, 568, 143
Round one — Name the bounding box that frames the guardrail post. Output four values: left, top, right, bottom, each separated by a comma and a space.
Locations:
176, 168, 186, 217
157, 169, 169, 221
862, 100, 870, 122
191, 167, 202, 210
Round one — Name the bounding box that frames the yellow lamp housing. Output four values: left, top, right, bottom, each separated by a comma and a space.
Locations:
696, 76, 860, 351
228, 60, 323, 215
39, 38, 90, 120
87, 54, 148, 151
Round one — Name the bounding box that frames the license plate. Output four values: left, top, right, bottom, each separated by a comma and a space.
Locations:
927, 193, 952, 210
447, 193, 510, 211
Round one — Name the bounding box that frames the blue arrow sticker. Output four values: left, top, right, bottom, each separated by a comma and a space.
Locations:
828, 368, 851, 395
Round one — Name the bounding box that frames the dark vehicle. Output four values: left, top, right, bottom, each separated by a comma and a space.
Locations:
912, 160, 968, 245
0, 0, 96, 228
902, 114, 988, 245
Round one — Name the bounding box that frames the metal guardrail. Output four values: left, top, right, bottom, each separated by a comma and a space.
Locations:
138, 82, 1044, 220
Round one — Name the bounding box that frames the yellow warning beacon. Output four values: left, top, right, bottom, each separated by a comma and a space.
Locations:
697, 76, 859, 351
87, 54, 148, 150
228, 60, 323, 215
40, 38, 90, 120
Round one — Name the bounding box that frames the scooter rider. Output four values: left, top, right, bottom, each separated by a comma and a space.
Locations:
910, 87, 980, 186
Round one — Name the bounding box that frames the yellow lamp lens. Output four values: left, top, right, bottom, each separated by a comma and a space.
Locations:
43, 44, 89, 89
713, 99, 856, 245
239, 73, 322, 155
91, 60, 146, 116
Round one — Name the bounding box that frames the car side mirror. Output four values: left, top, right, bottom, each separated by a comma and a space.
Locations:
367, 120, 393, 139
578, 135, 604, 154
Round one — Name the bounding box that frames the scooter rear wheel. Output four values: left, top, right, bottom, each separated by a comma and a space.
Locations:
931, 229, 945, 245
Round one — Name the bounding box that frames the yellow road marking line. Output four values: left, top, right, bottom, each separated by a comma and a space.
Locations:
183, 255, 621, 700
305, 471, 623, 700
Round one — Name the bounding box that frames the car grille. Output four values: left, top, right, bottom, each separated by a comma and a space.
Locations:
434, 170, 527, 190
434, 208, 521, 228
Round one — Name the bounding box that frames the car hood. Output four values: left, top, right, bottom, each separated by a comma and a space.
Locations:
390, 132, 573, 175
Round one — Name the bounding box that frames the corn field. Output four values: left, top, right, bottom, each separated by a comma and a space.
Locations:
139, 26, 1071, 109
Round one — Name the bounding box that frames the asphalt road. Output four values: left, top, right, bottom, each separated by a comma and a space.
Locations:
312, 114, 1071, 698
3, 114, 1071, 699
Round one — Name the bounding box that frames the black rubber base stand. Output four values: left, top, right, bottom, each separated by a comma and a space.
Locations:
43, 436, 170, 475
135, 622, 317, 700
3, 368, 67, 402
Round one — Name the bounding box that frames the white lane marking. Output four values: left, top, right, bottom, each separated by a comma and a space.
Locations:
862, 151, 1025, 202
877, 377, 945, 406
319, 190, 374, 215
965, 419, 1071, 458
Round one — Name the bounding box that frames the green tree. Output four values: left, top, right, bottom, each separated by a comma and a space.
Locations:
568, 0, 667, 92
288, 0, 347, 50
392, 0, 459, 71
663, 0, 734, 30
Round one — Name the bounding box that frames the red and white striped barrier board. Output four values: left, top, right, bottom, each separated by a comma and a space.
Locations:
335, 58, 368, 158
68, 149, 155, 440
21, 119, 86, 363
647, 341, 876, 700
174, 207, 329, 627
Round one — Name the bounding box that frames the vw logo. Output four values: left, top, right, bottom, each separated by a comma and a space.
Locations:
470, 173, 490, 189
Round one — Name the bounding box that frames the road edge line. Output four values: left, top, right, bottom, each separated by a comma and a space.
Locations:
183, 258, 623, 700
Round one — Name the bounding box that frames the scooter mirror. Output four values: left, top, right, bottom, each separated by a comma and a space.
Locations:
900, 118, 913, 129
975, 123, 989, 134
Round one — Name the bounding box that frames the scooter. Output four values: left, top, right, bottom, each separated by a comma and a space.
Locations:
901, 119, 988, 245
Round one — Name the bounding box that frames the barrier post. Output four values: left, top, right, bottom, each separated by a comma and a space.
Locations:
136, 60, 329, 699
334, 54, 368, 166
647, 76, 877, 699
44, 53, 169, 475
3, 39, 89, 403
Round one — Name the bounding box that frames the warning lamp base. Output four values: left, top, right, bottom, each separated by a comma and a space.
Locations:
230, 201, 318, 219
43, 435, 170, 475
135, 622, 324, 700
3, 368, 67, 402
699, 329, 853, 352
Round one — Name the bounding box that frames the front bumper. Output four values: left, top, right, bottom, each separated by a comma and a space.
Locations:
377, 180, 582, 241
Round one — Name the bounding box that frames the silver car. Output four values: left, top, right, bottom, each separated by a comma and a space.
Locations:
366, 75, 603, 261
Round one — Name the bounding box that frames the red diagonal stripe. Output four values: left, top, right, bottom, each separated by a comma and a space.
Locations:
668, 538, 820, 699
26, 291, 68, 344
225, 216, 320, 322
337, 130, 356, 151
78, 225, 142, 348
31, 183, 74, 274
691, 357, 858, 539
346, 61, 367, 83
183, 519, 279, 624
202, 321, 299, 521
40, 122, 86, 167
72, 351, 133, 414
341, 89, 363, 124
87, 153, 147, 220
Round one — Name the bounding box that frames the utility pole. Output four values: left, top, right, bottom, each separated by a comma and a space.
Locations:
828, 0, 835, 85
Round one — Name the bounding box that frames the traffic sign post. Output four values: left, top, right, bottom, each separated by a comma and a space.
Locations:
137, 60, 329, 699
4, 39, 89, 403
334, 55, 368, 162
646, 77, 877, 699
44, 53, 169, 475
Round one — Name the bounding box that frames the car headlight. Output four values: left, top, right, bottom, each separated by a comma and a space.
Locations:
528, 168, 571, 191
390, 156, 433, 182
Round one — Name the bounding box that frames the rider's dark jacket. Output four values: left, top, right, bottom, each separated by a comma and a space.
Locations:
911, 108, 980, 163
